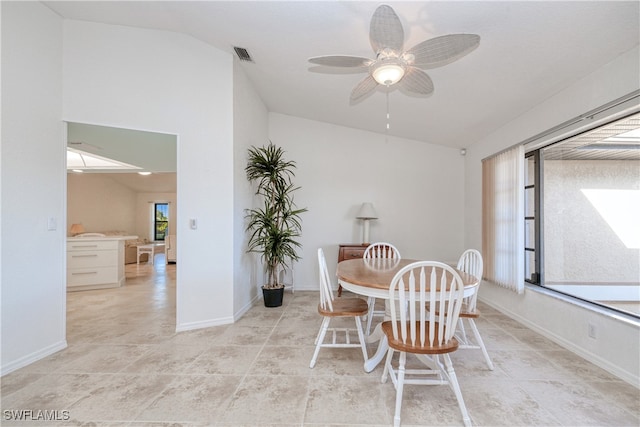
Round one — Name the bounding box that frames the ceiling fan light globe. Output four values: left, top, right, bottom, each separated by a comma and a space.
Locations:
372, 62, 405, 86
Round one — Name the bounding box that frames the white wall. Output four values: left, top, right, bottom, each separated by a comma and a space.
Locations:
464, 46, 640, 386
1, 2, 66, 374
62, 20, 235, 331
232, 61, 269, 316
67, 174, 137, 234
269, 113, 465, 291
67, 174, 177, 242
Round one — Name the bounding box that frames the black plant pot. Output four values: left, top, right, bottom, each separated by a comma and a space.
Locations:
262, 286, 284, 307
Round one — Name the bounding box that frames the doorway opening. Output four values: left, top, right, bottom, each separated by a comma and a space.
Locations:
65, 121, 178, 337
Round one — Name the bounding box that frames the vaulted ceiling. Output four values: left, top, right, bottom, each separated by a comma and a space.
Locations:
46, 1, 640, 149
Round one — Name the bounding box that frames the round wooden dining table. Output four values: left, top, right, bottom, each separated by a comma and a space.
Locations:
336, 258, 479, 372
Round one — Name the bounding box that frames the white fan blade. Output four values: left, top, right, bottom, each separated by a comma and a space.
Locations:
406, 34, 480, 69
308, 55, 372, 68
370, 5, 404, 54
350, 75, 379, 103
398, 68, 434, 96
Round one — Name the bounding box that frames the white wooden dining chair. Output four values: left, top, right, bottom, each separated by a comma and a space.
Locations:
363, 242, 401, 335
309, 248, 369, 368
455, 249, 494, 370
381, 261, 473, 427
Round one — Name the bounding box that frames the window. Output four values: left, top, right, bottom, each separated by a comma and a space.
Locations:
527, 112, 640, 318
525, 151, 540, 284
154, 203, 169, 241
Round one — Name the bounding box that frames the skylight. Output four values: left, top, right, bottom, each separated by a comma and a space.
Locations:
582, 189, 640, 249
602, 128, 640, 143
66, 148, 141, 171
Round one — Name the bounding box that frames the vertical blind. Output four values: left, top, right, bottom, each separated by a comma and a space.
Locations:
482, 145, 525, 293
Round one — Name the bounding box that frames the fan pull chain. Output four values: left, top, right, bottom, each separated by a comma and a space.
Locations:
386, 89, 390, 133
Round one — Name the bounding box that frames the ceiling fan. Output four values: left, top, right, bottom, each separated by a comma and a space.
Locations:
308, 4, 480, 103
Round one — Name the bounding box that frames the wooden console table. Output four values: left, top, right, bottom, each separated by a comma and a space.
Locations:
337, 243, 368, 296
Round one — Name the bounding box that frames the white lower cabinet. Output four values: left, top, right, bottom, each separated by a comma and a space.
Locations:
67, 238, 127, 291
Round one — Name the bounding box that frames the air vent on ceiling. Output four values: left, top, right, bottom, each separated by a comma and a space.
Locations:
233, 46, 254, 62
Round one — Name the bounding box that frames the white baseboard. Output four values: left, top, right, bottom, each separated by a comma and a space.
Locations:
480, 296, 640, 388
175, 316, 233, 332
1, 340, 67, 377
234, 294, 262, 321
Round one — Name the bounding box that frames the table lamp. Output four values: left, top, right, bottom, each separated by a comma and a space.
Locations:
70, 223, 85, 236
356, 202, 378, 244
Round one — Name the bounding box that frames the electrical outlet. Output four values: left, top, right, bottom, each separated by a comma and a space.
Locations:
588, 323, 597, 339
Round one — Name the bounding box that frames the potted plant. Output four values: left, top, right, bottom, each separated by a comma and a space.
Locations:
245, 142, 307, 307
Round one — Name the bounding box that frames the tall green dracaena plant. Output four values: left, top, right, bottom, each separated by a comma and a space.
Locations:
245, 142, 307, 289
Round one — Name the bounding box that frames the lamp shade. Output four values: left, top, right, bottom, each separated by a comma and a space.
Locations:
372, 62, 405, 86
70, 223, 85, 235
356, 202, 378, 219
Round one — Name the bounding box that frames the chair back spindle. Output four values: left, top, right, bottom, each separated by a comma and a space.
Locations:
457, 249, 483, 279
317, 248, 334, 312
388, 261, 464, 349
456, 249, 483, 311
364, 242, 401, 260
363, 242, 402, 335
382, 260, 472, 427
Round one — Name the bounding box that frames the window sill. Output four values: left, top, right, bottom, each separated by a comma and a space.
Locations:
525, 283, 640, 327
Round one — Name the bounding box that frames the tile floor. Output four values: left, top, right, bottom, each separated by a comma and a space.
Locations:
2, 255, 638, 426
